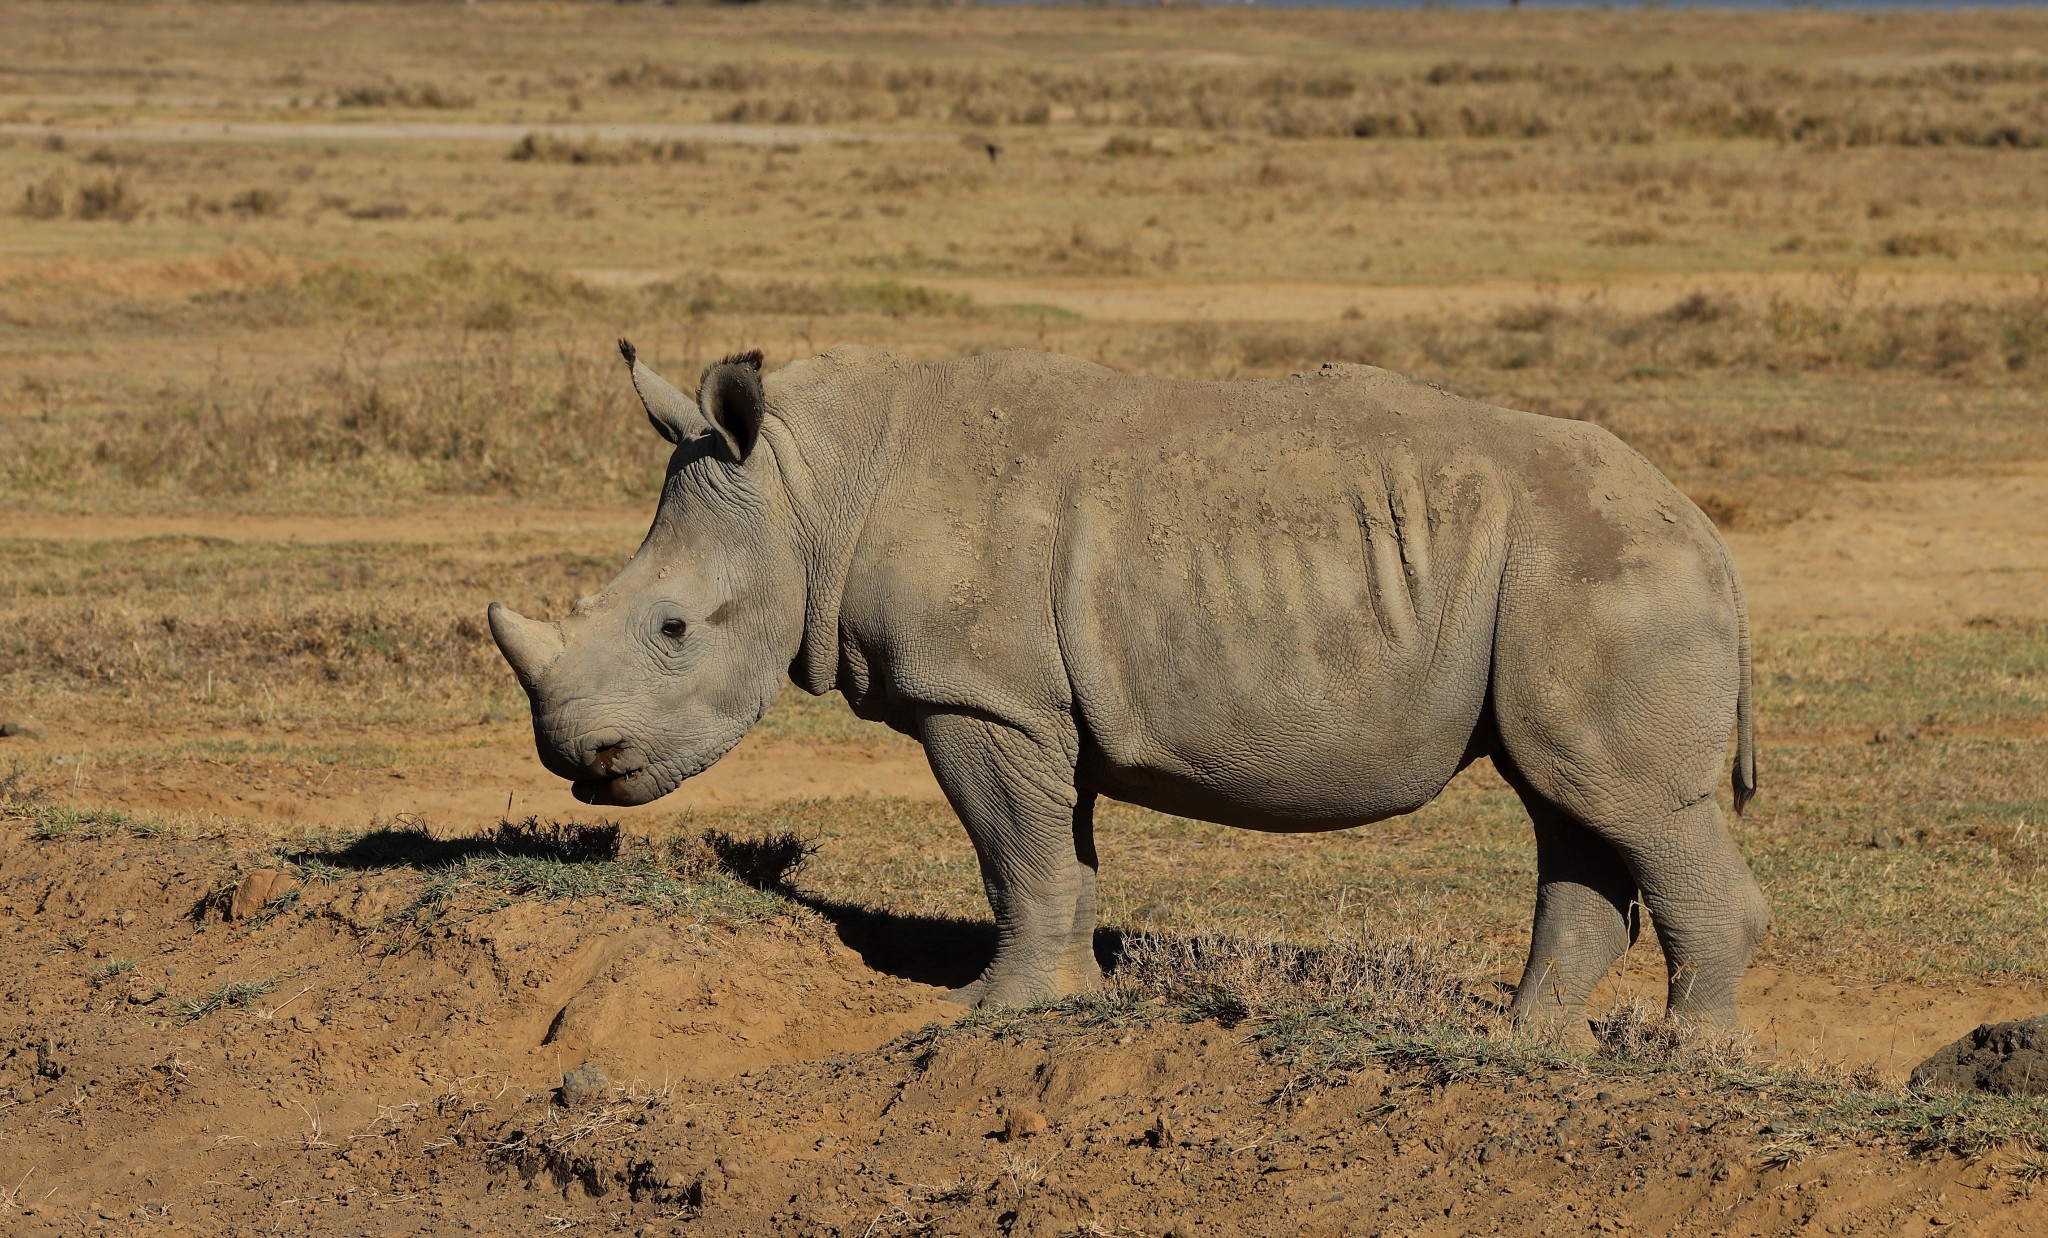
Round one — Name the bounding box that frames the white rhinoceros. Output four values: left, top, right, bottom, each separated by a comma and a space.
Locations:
489, 343, 1768, 1035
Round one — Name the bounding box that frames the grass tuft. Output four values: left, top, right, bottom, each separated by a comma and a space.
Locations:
178, 977, 280, 1023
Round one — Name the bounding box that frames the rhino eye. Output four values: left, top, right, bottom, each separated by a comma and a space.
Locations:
659, 617, 687, 641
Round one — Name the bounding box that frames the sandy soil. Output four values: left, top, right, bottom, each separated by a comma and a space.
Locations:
1726, 462, 2048, 633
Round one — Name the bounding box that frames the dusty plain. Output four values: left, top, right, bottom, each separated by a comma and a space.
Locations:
2, 1, 2047, 1234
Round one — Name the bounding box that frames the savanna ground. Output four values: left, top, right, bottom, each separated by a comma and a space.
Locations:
2, 2, 2047, 1233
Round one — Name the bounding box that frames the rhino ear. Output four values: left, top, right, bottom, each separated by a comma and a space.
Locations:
618, 339, 710, 446
698, 350, 766, 462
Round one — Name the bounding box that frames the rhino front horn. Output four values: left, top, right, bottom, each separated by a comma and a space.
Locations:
487, 602, 565, 692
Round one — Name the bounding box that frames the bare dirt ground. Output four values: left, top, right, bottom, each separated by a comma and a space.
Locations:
3, 821, 2044, 1238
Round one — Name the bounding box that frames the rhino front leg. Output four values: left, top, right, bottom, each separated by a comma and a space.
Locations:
919, 709, 1102, 1008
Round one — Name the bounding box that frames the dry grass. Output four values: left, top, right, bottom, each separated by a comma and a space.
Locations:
1105, 928, 1468, 1034
638, 54, 2048, 149
6, 256, 2045, 525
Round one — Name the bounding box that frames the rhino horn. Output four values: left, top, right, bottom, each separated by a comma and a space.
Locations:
487, 602, 565, 692
619, 338, 710, 445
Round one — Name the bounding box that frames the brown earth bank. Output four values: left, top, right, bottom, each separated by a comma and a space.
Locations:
3, 824, 2045, 1237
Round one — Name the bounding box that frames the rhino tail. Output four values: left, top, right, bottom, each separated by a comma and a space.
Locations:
1730, 552, 1758, 815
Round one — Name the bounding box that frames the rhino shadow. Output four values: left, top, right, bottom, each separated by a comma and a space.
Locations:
282, 818, 621, 871
790, 895, 1125, 993
281, 820, 1120, 993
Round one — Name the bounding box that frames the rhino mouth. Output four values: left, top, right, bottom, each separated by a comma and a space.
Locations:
572, 771, 648, 806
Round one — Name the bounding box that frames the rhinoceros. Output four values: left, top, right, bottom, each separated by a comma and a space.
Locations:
488, 342, 1768, 1036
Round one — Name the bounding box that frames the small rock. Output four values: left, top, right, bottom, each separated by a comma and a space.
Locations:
559, 1061, 610, 1107
1000, 1105, 1047, 1141
0, 716, 48, 741
1911, 1013, 2048, 1097
1144, 1113, 1175, 1149
226, 870, 296, 921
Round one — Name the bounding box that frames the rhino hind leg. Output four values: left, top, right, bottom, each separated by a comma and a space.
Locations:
1503, 790, 1641, 1045
1502, 749, 1769, 1034
1491, 583, 1769, 1034
920, 710, 1102, 1007
1615, 796, 1770, 1032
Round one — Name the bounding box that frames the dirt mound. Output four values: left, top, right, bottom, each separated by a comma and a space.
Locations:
480, 1020, 2046, 1237
0, 822, 952, 1231
3, 823, 2043, 1235
1913, 1015, 2048, 1098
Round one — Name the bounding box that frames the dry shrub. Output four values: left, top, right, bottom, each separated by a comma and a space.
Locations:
1964, 821, 2047, 880
1106, 929, 1467, 1032
0, 764, 52, 820
1685, 489, 1750, 531
507, 133, 706, 165
13, 172, 141, 221
602, 55, 2048, 147
1593, 225, 1663, 248
335, 79, 473, 109
1494, 302, 1563, 333
16, 172, 67, 219
73, 174, 142, 222
1881, 231, 1962, 259
491, 817, 622, 864
699, 829, 817, 891
1664, 291, 1736, 325
1100, 133, 1164, 158
228, 187, 288, 217
1590, 995, 1750, 1069
81, 145, 148, 168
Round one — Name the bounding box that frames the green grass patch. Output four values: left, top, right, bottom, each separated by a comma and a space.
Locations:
286, 818, 810, 951
1757, 624, 2048, 732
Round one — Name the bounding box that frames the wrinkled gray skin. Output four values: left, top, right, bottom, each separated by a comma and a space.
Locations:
490, 343, 1768, 1037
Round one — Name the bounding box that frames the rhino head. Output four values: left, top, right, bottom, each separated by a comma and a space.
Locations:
486, 342, 807, 806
